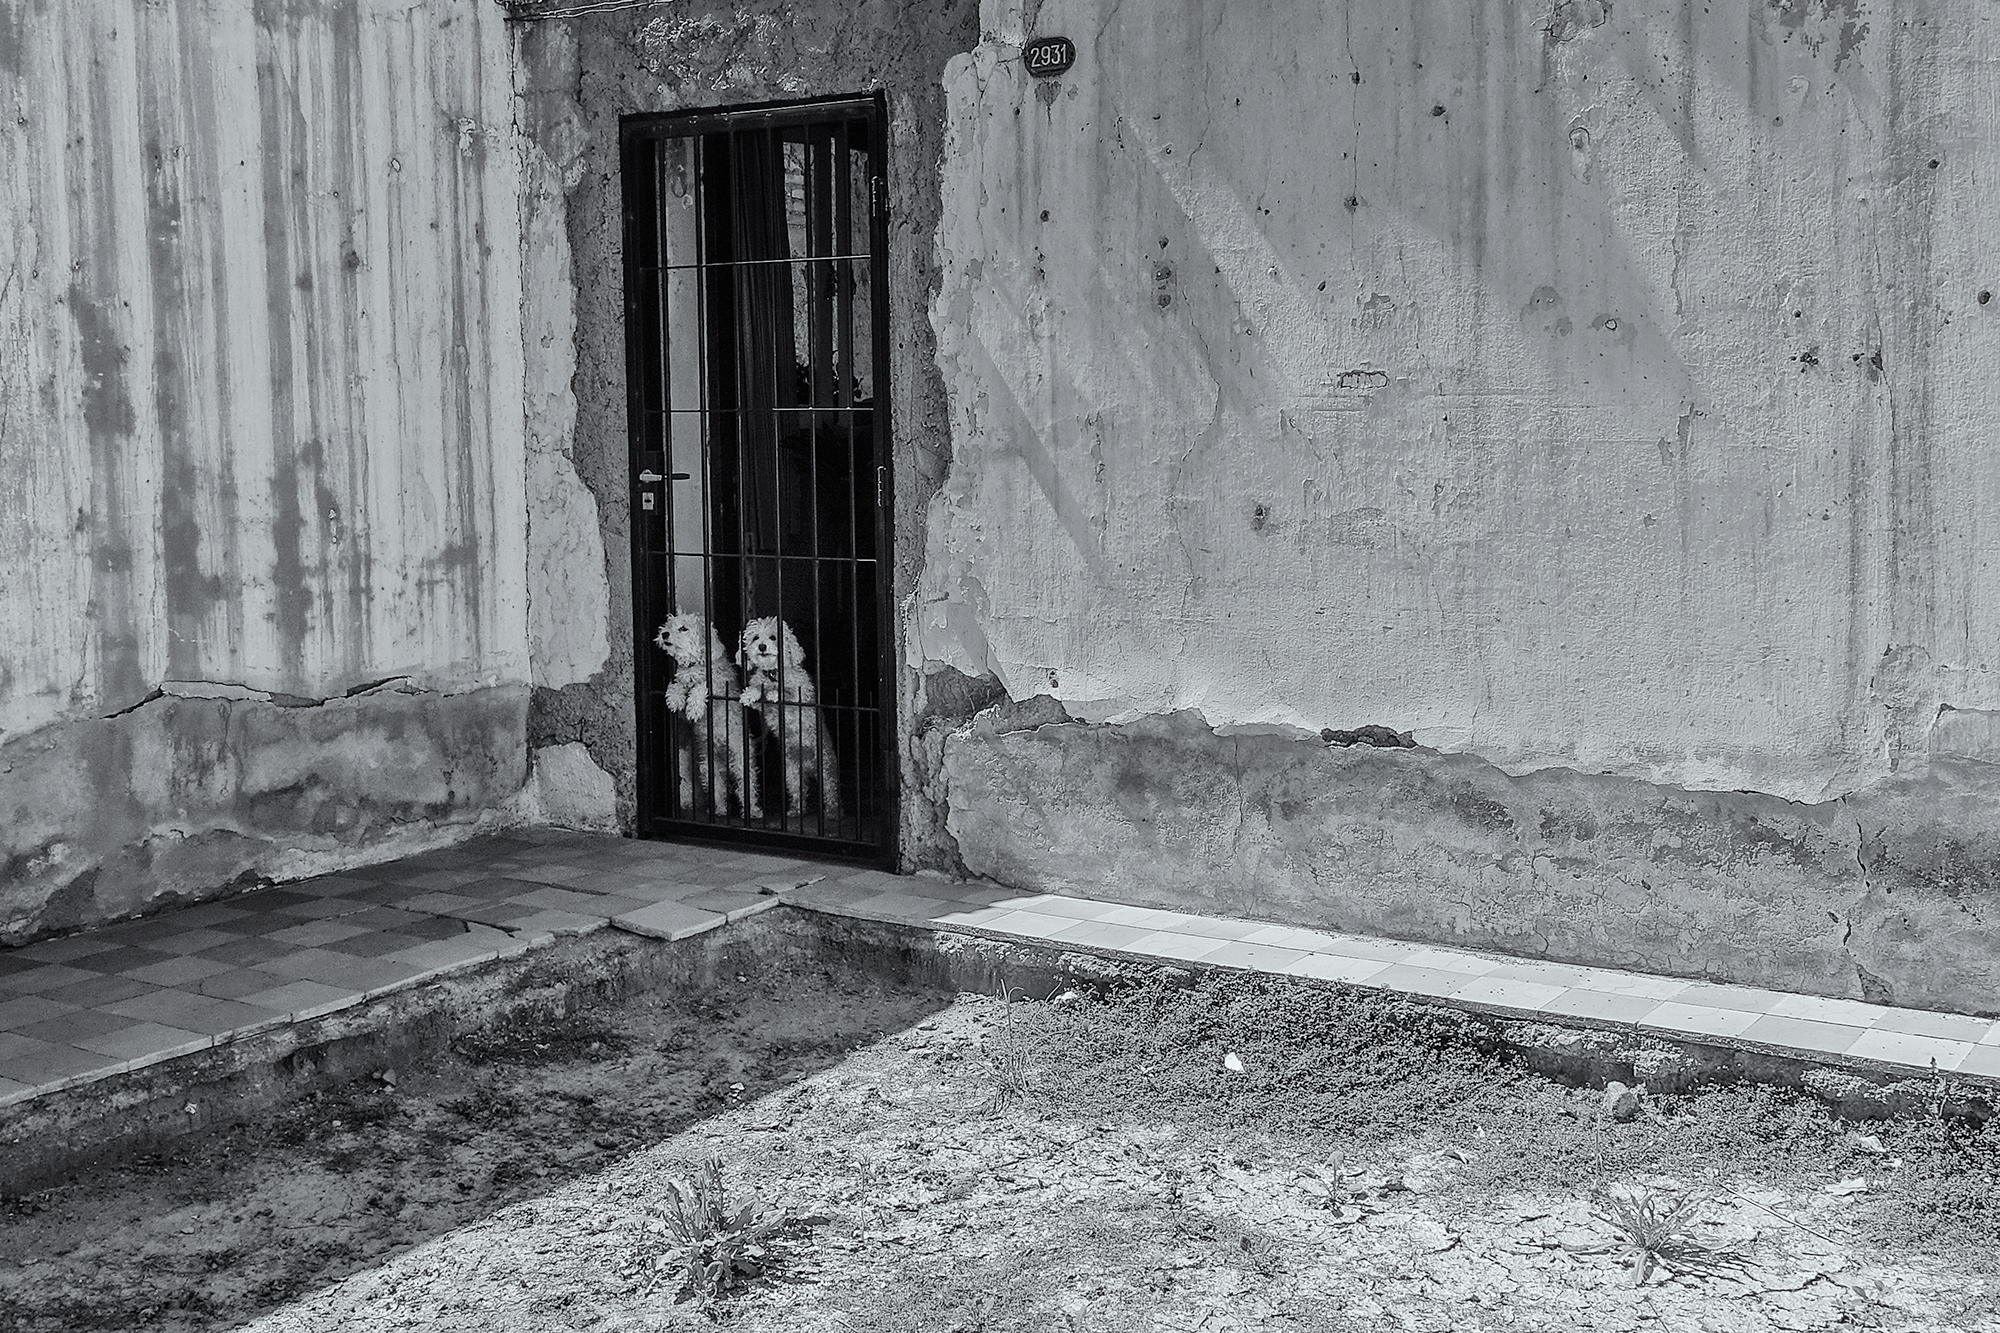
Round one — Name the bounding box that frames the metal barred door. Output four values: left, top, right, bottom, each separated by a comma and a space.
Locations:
621, 94, 893, 861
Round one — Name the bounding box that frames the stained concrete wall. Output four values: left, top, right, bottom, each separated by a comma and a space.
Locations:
923, 0, 2000, 1008
0, 0, 534, 939
514, 0, 981, 851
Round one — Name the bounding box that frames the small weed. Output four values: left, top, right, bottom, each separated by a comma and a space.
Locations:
622, 1155, 788, 1307
978, 988, 1037, 1115
1589, 1185, 1713, 1285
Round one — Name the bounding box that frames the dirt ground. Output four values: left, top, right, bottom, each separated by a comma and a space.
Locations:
3, 960, 1998, 1332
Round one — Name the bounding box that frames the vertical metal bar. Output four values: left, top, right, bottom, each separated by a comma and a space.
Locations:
653, 137, 679, 821
870, 93, 896, 862
693, 131, 719, 828
619, 123, 656, 833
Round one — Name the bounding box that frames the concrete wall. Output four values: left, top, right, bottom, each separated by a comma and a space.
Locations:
0, 0, 532, 939
920, 0, 2000, 1009
514, 0, 982, 854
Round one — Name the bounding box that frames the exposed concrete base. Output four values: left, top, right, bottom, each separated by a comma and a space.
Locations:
0, 684, 530, 943
942, 710, 2000, 1016
528, 741, 619, 831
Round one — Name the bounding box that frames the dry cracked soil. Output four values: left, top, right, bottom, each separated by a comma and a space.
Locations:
2, 954, 1998, 1332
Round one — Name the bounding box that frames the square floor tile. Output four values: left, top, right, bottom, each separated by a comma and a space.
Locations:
1767, 993, 1888, 1028
169, 904, 252, 929
1022, 896, 1119, 922
1638, 1001, 1762, 1041
65, 945, 173, 975
340, 907, 433, 932
1094, 904, 1180, 929
288, 875, 381, 898
977, 909, 1084, 939
1673, 982, 1785, 1014
196, 936, 293, 967
1241, 924, 1337, 951
203, 914, 300, 937
1404, 947, 1504, 976
247, 949, 403, 990
229, 891, 318, 914
15, 936, 121, 964
1738, 1013, 1869, 1057
609, 901, 726, 942
74, 1022, 212, 1063
41, 973, 162, 1009
383, 937, 501, 974
0, 994, 79, 1030
503, 909, 608, 937
344, 883, 428, 906
1311, 935, 1425, 963
142, 928, 246, 956
681, 887, 776, 918
1486, 960, 1596, 988
1282, 954, 1391, 984
269, 896, 370, 921
447, 902, 545, 928
196, 968, 291, 1000
0, 963, 99, 995
0, 1035, 127, 1087
400, 916, 473, 942
0, 960, 103, 992
506, 885, 614, 914
1843, 1028, 1976, 1072
1205, 942, 1313, 973
320, 931, 425, 959
123, 955, 236, 988
98, 990, 281, 1036
1868, 1008, 1996, 1043
1452, 976, 1569, 1013
1046, 920, 1157, 950
1954, 1044, 2000, 1083
1368, 963, 1477, 997
1566, 968, 1694, 1001
1174, 915, 1275, 943
15, 1008, 131, 1045
1126, 932, 1232, 963
397, 869, 491, 891
92, 915, 197, 946
0, 954, 49, 979
1542, 989, 1665, 1025
238, 980, 365, 1021
397, 892, 484, 917
265, 919, 375, 949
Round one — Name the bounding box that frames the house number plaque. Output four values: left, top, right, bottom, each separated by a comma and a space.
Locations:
1024, 36, 1075, 77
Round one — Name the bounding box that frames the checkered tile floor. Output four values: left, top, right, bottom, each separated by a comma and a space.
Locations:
0, 829, 838, 1106
4, 828, 1997, 1110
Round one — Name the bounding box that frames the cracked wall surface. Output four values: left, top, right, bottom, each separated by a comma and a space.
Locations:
0, 1, 533, 934
944, 713, 2000, 1014
921, 0, 2000, 802
919, 0, 2000, 1002
515, 0, 981, 849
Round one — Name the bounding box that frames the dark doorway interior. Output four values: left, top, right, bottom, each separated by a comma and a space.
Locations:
622, 95, 893, 861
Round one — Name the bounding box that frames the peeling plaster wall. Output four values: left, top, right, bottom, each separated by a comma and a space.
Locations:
0, 0, 532, 936
922, 0, 2000, 999
945, 713, 2000, 1013
922, 0, 2000, 802
515, 0, 980, 851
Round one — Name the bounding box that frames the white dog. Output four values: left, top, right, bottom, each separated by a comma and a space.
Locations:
654, 612, 761, 819
737, 617, 842, 820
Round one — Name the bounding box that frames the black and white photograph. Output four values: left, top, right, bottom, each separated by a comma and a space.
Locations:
1, 1, 1997, 1329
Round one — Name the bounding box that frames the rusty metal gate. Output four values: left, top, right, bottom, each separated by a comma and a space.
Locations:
621, 94, 893, 861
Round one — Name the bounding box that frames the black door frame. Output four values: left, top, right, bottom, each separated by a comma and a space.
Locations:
619, 92, 896, 865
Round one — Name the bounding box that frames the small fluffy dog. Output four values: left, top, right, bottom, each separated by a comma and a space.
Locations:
654, 611, 761, 819
737, 617, 842, 820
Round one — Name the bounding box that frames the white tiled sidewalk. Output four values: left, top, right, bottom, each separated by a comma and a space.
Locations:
782, 873, 2000, 1090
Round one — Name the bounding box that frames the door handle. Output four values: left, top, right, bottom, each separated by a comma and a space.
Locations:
638, 470, 665, 484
